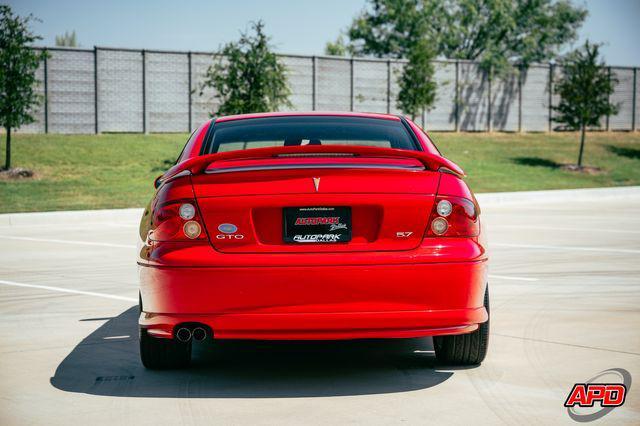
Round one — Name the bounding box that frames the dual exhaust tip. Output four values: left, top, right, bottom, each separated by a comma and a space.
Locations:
176, 326, 207, 342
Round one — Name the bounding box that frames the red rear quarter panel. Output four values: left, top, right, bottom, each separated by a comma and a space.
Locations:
177, 120, 211, 163
404, 118, 441, 155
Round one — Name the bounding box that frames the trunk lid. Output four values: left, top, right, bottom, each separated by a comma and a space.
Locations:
191, 157, 440, 253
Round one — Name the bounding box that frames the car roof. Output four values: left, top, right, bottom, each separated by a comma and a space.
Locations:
214, 111, 402, 123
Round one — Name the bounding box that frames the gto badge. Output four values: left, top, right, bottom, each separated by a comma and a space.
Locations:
216, 234, 244, 240
313, 177, 320, 192
218, 223, 238, 234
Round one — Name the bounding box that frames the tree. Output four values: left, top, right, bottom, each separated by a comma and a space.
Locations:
346, 0, 587, 74
348, 0, 439, 59
553, 41, 618, 168
55, 30, 78, 47
324, 35, 351, 56
396, 38, 437, 120
0, 5, 46, 170
200, 21, 290, 116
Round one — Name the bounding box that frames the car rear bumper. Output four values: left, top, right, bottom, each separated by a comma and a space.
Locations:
139, 251, 488, 340
140, 311, 484, 340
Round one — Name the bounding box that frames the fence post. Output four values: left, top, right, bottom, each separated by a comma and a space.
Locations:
386, 60, 391, 114
93, 46, 98, 134
312, 56, 317, 111
454, 60, 460, 132
350, 58, 354, 111
43, 49, 48, 134
187, 51, 192, 132
633, 68, 637, 131
517, 64, 522, 133
548, 63, 554, 132
606, 67, 611, 131
487, 66, 492, 132
142, 49, 147, 134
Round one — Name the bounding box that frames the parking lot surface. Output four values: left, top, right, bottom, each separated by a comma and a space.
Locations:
1, 191, 639, 425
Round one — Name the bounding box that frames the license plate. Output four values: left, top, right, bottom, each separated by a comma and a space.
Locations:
283, 207, 352, 243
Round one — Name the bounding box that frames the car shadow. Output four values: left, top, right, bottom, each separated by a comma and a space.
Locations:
50, 307, 455, 398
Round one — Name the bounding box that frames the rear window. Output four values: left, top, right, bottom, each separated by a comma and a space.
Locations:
204, 116, 419, 154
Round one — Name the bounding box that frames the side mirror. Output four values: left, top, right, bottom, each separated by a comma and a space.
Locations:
154, 174, 163, 189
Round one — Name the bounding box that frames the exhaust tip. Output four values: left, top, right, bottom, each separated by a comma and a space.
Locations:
192, 327, 207, 341
176, 327, 192, 342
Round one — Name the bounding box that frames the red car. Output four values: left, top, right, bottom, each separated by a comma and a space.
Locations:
138, 112, 489, 368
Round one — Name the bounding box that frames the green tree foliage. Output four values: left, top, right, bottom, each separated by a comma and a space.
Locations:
348, 0, 437, 59
200, 21, 290, 116
55, 30, 78, 47
553, 41, 618, 167
0, 5, 46, 170
397, 38, 437, 120
324, 35, 352, 56
347, 0, 587, 74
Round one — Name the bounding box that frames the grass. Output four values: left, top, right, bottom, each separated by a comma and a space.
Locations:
432, 131, 640, 193
0, 131, 639, 213
0, 133, 185, 213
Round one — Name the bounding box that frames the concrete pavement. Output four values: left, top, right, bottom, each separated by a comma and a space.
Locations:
1, 189, 639, 425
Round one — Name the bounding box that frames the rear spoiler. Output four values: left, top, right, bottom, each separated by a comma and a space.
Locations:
159, 145, 465, 184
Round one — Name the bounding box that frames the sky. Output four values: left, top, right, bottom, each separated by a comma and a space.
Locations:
6, 0, 640, 66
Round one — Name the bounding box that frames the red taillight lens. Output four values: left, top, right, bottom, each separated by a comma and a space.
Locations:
150, 199, 206, 241
426, 196, 479, 237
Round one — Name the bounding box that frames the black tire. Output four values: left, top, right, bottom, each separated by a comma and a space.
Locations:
433, 286, 490, 366
139, 328, 192, 369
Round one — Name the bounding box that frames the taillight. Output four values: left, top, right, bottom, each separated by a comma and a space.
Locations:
150, 199, 207, 241
425, 196, 479, 237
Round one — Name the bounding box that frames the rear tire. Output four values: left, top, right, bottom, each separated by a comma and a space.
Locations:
139, 328, 191, 369
433, 286, 490, 366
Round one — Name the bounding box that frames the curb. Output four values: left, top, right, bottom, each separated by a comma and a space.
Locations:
475, 186, 640, 206
1, 186, 638, 226
0, 208, 144, 227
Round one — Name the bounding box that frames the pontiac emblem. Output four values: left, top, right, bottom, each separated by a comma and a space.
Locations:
313, 177, 320, 192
